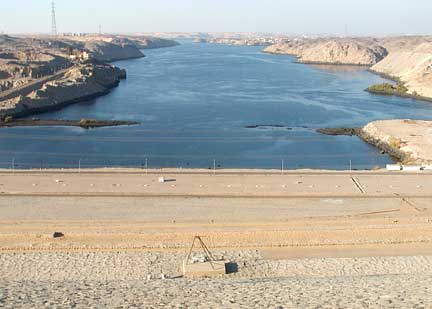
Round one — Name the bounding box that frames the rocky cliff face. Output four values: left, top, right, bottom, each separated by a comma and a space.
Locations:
264, 39, 388, 66
299, 40, 387, 65
370, 43, 432, 98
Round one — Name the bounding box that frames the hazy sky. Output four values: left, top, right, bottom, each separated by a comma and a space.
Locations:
2, 0, 431, 36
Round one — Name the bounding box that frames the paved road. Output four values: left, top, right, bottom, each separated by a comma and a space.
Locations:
0, 67, 72, 101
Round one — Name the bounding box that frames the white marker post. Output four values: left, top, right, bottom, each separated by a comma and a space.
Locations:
145, 158, 148, 175
281, 159, 284, 175
78, 159, 81, 174
213, 159, 216, 175
12, 157, 15, 174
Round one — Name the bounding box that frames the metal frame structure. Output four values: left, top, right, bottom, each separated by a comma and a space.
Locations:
51, 1, 57, 37
185, 236, 218, 270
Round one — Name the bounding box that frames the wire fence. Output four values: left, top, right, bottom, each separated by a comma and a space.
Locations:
0, 130, 391, 170
0, 154, 388, 172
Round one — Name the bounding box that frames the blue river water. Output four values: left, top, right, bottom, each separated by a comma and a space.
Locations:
2, 40, 432, 170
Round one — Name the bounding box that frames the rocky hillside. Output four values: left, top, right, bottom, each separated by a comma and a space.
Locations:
130, 37, 180, 49
81, 36, 179, 61
0, 63, 126, 118
299, 40, 387, 65
263, 40, 316, 56
370, 42, 432, 98
264, 39, 388, 66
83, 40, 144, 62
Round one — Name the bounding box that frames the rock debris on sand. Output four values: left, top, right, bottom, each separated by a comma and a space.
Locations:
1, 251, 432, 308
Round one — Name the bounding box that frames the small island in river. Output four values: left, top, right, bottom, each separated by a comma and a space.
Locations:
0, 118, 139, 129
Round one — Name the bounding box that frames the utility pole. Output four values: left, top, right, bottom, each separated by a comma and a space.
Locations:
51, 1, 57, 37
99, 24, 102, 36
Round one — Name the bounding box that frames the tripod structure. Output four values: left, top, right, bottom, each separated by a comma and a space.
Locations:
185, 236, 218, 270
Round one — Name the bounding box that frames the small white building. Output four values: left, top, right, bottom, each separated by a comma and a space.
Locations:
386, 164, 402, 171
402, 166, 422, 172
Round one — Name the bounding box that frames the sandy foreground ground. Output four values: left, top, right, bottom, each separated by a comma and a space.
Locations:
1, 169, 432, 307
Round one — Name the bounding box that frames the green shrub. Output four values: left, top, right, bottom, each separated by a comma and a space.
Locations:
388, 137, 402, 149
79, 118, 98, 128
4, 116, 13, 123
367, 83, 408, 95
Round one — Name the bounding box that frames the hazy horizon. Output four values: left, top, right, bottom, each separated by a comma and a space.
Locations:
1, 0, 431, 36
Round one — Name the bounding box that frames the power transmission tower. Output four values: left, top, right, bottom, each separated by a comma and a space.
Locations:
51, 1, 57, 37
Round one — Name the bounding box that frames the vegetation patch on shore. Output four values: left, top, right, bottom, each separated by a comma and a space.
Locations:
366, 82, 408, 95
0, 117, 139, 129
